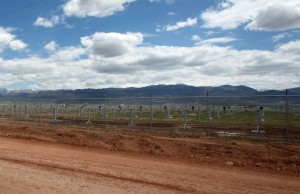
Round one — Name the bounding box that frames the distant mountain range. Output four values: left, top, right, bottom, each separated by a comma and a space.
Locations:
0, 84, 299, 105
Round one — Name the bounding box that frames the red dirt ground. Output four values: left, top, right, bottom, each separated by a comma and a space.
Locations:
0, 120, 299, 193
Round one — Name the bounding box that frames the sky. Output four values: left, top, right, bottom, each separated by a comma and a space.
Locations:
0, 0, 299, 90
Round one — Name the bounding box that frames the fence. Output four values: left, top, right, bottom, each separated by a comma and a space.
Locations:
1, 94, 299, 139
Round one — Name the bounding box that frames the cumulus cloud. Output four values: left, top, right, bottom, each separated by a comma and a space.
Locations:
245, 5, 300, 31
276, 40, 300, 55
9, 40, 27, 51
201, 0, 300, 31
0, 45, 89, 89
191, 35, 201, 41
33, 15, 60, 28
164, 17, 197, 31
0, 31, 299, 90
62, 0, 135, 18
44, 41, 59, 52
0, 27, 27, 52
52, 46, 86, 61
81, 32, 143, 58
79, 32, 299, 89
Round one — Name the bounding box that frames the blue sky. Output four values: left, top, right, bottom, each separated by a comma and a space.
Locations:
0, 0, 299, 90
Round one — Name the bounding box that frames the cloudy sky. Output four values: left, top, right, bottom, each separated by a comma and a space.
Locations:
0, 0, 299, 90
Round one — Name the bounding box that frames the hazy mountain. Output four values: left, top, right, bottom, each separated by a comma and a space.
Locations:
0, 84, 298, 105
288, 87, 300, 95
0, 88, 7, 95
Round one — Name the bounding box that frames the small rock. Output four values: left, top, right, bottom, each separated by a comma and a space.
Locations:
290, 155, 299, 160
225, 161, 234, 166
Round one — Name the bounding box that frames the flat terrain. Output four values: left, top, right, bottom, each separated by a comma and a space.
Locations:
0, 120, 299, 193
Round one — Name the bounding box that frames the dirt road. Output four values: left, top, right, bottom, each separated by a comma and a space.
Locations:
0, 137, 299, 194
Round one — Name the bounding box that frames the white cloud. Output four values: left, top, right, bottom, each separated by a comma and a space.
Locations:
164, 17, 197, 31
53, 46, 86, 61
276, 40, 300, 55
33, 15, 60, 28
0, 32, 299, 90
0, 45, 88, 89
245, 5, 300, 31
272, 33, 292, 42
44, 41, 59, 52
62, 0, 135, 18
0, 27, 27, 52
0, 27, 15, 51
168, 12, 175, 15
191, 35, 201, 41
204, 31, 218, 37
195, 37, 237, 45
9, 40, 27, 51
150, 0, 175, 4
201, 0, 300, 31
81, 32, 143, 58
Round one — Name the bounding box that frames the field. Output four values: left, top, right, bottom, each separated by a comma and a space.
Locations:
1, 102, 300, 139
0, 119, 299, 193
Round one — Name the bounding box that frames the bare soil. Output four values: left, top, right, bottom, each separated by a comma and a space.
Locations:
0, 120, 299, 193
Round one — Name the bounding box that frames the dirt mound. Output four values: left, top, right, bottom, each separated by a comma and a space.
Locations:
0, 120, 299, 174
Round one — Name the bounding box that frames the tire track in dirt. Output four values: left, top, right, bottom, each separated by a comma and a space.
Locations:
0, 156, 195, 193
0, 137, 300, 193
1, 121, 300, 193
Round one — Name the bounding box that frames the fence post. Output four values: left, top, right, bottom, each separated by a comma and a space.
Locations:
68, 104, 71, 125
112, 108, 115, 119
130, 108, 134, 128
206, 91, 210, 131
198, 107, 201, 125
37, 105, 40, 122
25, 105, 29, 119
86, 107, 92, 124
12, 103, 16, 121
68, 96, 71, 125
183, 109, 187, 129
252, 107, 265, 133
150, 93, 153, 129
53, 106, 57, 122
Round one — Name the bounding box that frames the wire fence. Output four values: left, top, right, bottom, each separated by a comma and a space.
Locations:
1, 94, 299, 139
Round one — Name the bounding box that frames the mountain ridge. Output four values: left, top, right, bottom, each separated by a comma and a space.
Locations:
0, 84, 299, 99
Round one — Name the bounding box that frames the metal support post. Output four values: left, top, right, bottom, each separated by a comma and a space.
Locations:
86, 108, 92, 124
183, 109, 187, 129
